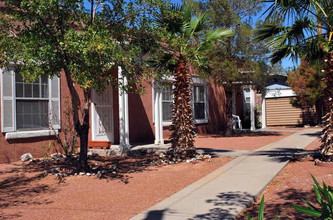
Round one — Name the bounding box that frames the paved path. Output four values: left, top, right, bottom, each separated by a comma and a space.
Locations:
131, 129, 320, 220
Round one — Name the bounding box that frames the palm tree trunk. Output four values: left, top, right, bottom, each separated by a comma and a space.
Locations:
320, 52, 333, 160
170, 57, 196, 160
224, 88, 233, 136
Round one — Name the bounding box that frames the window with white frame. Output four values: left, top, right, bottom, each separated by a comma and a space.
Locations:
157, 81, 208, 123
193, 85, 207, 120
15, 74, 49, 130
1, 67, 61, 133
161, 83, 173, 122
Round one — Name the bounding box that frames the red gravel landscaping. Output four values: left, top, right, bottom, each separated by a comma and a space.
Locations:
238, 138, 333, 219
0, 156, 232, 220
195, 131, 293, 151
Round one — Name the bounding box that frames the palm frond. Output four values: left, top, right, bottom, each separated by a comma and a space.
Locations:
182, 11, 210, 38
206, 28, 233, 42
300, 36, 326, 64
270, 45, 297, 64
255, 24, 287, 42
154, 4, 185, 35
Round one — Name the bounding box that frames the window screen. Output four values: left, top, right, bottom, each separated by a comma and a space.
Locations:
15, 74, 49, 130
193, 85, 206, 120
162, 84, 173, 122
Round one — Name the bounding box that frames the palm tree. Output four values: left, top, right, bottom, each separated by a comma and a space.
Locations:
153, 4, 233, 160
256, 0, 332, 159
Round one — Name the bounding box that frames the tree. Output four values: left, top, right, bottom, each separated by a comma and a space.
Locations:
152, 4, 233, 159
287, 60, 326, 123
0, 0, 162, 169
186, 0, 271, 135
256, 0, 333, 159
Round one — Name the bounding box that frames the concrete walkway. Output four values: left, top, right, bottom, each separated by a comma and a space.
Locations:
131, 129, 320, 220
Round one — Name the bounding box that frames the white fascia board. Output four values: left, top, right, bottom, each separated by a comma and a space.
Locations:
5, 129, 58, 140
265, 89, 296, 98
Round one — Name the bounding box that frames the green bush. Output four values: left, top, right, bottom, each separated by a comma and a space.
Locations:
292, 175, 333, 219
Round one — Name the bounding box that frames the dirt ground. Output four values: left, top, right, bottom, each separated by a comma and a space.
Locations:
0, 156, 232, 220
195, 131, 293, 151
238, 138, 333, 219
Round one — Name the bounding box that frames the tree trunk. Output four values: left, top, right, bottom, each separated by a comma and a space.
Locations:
64, 70, 91, 170
170, 57, 196, 160
224, 88, 233, 136
78, 101, 90, 170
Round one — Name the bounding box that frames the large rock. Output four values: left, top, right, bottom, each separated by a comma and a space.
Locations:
21, 153, 33, 162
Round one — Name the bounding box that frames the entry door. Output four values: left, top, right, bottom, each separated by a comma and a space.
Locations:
91, 85, 114, 142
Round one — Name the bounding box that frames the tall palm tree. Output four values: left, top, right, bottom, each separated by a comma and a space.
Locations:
256, 0, 332, 159
153, 4, 233, 160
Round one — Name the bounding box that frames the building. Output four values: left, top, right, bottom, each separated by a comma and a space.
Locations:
261, 75, 316, 127
0, 66, 258, 163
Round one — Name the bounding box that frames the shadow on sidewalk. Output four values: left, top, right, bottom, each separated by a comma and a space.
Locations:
189, 191, 255, 219
197, 131, 284, 139
143, 209, 170, 220
249, 148, 319, 163
301, 131, 321, 137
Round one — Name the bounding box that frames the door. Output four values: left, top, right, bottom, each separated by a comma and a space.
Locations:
91, 85, 114, 142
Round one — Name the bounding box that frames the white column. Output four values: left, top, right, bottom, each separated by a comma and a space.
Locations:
158, 89, 164, 144
261, 90, 266, 129
250, 86, 256, 131
232, 86, 236, 115
124, 76, 130, 146
154, 84, 160, 145
118, 66, 130, 151
153, 82, 164, 145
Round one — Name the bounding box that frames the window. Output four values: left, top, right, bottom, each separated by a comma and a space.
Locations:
1, 68, 61, 134
156, 82, 208, 124
193, 85, 207, 120
162, 84, 173, 122
15, 74, 49, 130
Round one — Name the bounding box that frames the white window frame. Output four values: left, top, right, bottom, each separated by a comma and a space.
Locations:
161, 82, 173, 125
15, 75, 50, 130
1, 68, 60, 139
153, 76, 209, 126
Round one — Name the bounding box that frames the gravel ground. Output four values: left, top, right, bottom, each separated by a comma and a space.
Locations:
195, 131, 293, 151
238, 138, 333, 219
0, 157, 232, 220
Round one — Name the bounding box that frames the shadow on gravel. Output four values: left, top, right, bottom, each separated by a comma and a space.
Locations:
0, 212, 22, 220
0, 154, 161, 210
196, 148, 234, 158
0, 172, 56, 209
237, 188, 315, 219
189, 191, 255, 220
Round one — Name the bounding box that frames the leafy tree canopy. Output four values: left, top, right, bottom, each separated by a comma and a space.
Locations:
0, 0, 166, 93
287, 60, 326, 109
185, 0, 274, 90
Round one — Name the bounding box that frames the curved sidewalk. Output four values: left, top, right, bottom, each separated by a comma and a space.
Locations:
131, 129, 320, 220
